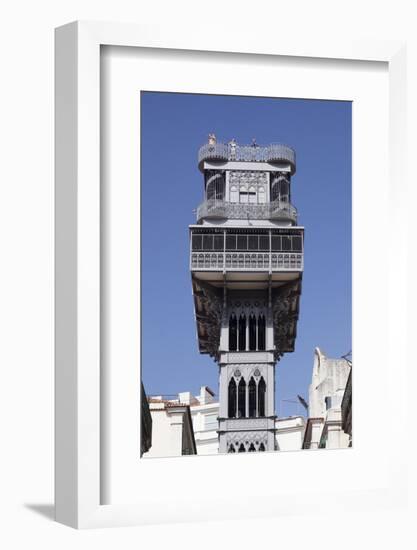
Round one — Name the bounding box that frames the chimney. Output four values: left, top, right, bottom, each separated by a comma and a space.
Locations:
199, 385, 215, 405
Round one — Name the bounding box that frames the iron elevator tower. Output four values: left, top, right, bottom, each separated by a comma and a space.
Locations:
189, 137, 304, 453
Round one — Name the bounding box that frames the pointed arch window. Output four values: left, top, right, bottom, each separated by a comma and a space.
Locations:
258, 377, 266, 417
239, 185, 248, 203
238, 443, 246, 453
230, 185, 238, 203
248, 443, 256, 452
248, 377, 256, 418
258, 314, 266, 351
259, 443, 266, 452
238, 378, 246, 418
229, 313, 237, 351
258, 186, 266, 204
238, 314, 246, 351
228, 445, 236, 453
248, 186, 257, 204
228, 378, 237, 418
249, 313, 257, 350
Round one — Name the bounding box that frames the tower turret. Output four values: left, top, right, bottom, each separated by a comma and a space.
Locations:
189, 137, 304, 453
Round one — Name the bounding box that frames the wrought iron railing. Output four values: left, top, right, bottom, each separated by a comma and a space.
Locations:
198, 142, 296, 172
190, 251, 303, 272
196, 199, 297, 223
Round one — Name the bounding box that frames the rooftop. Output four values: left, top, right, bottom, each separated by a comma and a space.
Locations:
198, 139, 296, 173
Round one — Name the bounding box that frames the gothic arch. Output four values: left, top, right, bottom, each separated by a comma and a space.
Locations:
258, 377, 266, 417
248, 186, 256, 204
238, 314, 246, 351
228, 378, 237, 418
249, 313, 257, 351
258, 314, 266, 351
248, 377, 256, 418
229, 313, 237, 351
238, 377, 246, 418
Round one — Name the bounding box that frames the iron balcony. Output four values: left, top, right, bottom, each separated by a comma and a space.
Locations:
198, 142, 296, 173
196, 199, 298, 224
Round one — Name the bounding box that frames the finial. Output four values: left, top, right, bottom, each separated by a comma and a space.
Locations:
208, 133, 217, 145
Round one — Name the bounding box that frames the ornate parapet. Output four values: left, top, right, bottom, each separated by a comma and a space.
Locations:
198, 141, 296, 173
266, 144, 296, 170
196, 199, 297, 224
198, 142, 229, 170
219, 417, 275, 432
190, 251, 303, 272
219, 351, 275, 364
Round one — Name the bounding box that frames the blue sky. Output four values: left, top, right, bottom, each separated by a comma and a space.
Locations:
141, 92, 351, 417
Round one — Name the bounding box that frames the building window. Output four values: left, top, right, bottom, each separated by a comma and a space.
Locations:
258, 314, 266, 350
248, 443, 256, 452
239, 185, 257, 203
259, 443, 266, 452
238, 443, 246, 453
238, 378, 246, 418
258, 377, 266, 417
192, 234, 203, 250
259, 235, 269, 250
258, 186, 266, 203
228, 378, 237, 418
229, 313, 237, 351
248, 378, 256, 418
230, 185, 238, 203
238, 314, 246, 351
228, 445, 236, 453
226, 233, 237, 250
249, 314, 257, 350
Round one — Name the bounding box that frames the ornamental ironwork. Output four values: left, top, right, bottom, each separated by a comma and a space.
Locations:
196, 199, 297, 223
190, 251, 303, 272
198, 142, 296, 173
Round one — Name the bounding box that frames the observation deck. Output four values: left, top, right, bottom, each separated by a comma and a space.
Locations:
190, 226, 304, 288
198, 142, 296, 173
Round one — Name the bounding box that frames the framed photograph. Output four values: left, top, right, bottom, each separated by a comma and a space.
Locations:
55, 21, 408, 528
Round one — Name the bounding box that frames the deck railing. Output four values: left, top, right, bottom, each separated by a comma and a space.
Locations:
190, 251, 303, 272
198, 142, 296, 172
196, 199, 297, 223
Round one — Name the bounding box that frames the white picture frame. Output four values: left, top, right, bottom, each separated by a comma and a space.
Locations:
55, 21, 408, 529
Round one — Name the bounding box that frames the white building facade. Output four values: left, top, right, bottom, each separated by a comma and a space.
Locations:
143, 399, 197, 458
148, 385, 306, 457
179, 386, 219, 455
303, 347, 351, 450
